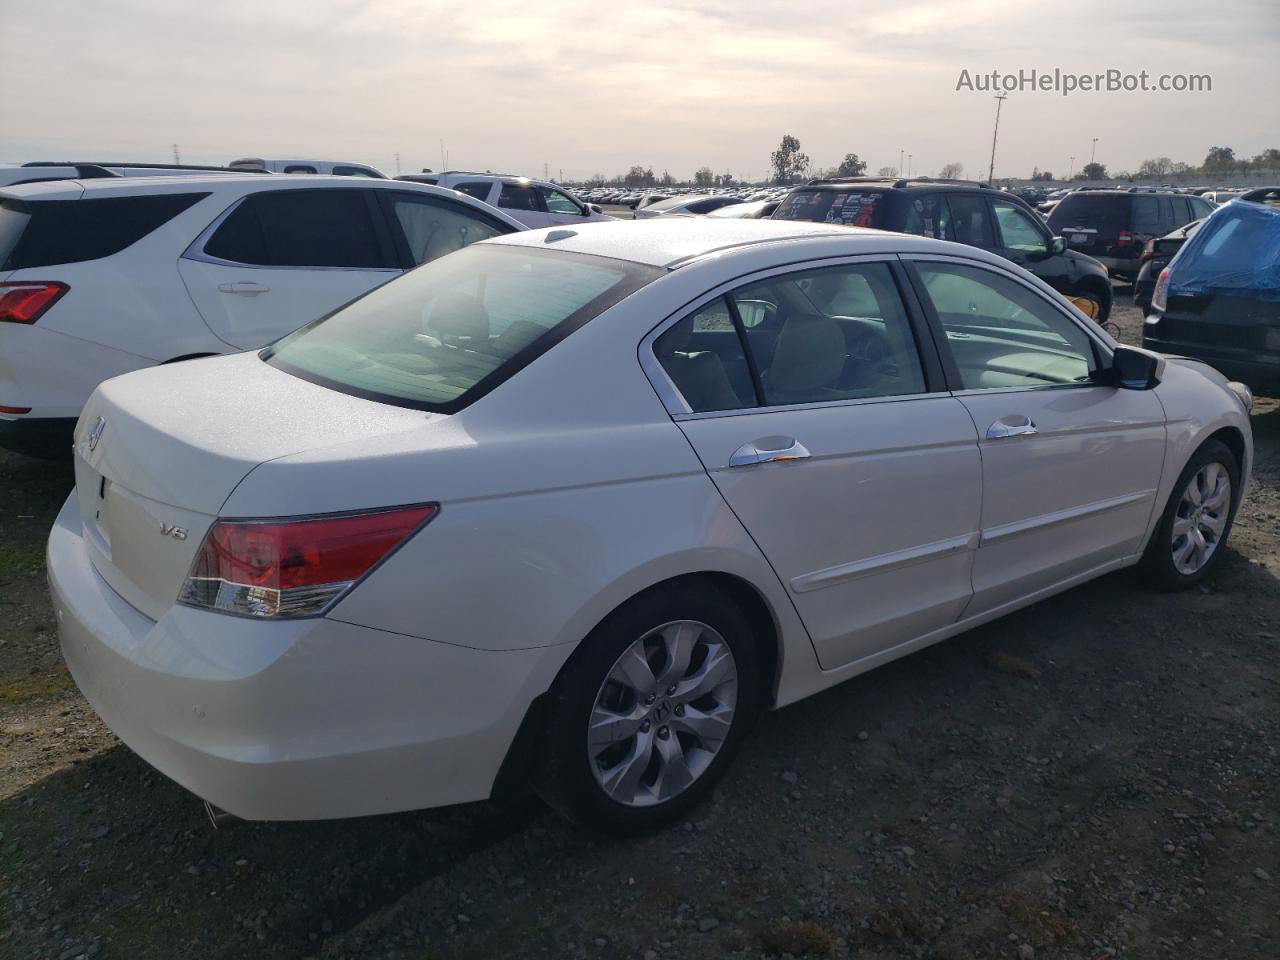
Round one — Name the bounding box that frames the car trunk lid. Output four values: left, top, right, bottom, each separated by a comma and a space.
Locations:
74, 352, 437, 619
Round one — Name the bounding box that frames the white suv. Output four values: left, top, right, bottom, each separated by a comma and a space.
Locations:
400, 172, 611, 228
0, 175, 523, 456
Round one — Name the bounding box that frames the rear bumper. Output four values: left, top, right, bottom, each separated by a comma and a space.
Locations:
49, 492, 570, 820
1142, 333, 1280, 391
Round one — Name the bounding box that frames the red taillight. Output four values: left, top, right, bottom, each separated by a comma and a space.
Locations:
0, 282, 69, 324
179, 503, 438, 618
0, 405, 31, 415
1117, 230, 1133, 247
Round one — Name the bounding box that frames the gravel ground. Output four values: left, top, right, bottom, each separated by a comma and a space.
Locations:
1, 298, 1277, 960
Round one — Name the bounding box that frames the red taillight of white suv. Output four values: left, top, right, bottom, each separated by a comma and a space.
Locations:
0, 282, 69, 324
178, 504, 438, 618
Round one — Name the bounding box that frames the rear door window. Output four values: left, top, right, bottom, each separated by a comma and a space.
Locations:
382, 191, 510, 266
1132, 196, 1162, 234
945, 195, 995, 247
203, 189, 389, 268
454, 182, 492, 201
0, 193, 208, 270
497, 183, 542, 211
901, 195, 949, 239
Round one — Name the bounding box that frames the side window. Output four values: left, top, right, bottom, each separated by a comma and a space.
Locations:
498, 183, 541, 211
901, 195, 949, 239
1190, 197, 1213, 218
1132, 196, 1161, 233
915, 261, 1098, 389
991, 200, 1048, 252
283, 165, 318, 174
945, 195, 995, 247
653, 298, 754, 413
387, 193, 507, 266
454, 182, 492, 201
736, 262, 926, 406
333, 165, 379, 178
1169, 196, 1191, 224
1158, 197, 1177, 233
540, 188, 582, 215
204, 190, 386, 268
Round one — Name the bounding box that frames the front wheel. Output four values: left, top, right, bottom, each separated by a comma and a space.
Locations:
1141, 439, 1240, 590
535, 582, 761, 835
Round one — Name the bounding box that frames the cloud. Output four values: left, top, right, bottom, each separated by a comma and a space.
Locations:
1, 0, 1276, 179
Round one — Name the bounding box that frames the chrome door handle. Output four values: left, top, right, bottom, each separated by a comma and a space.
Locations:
729, 437, 811, 467
218, 282, 270, 296
986, 414, 1038, 439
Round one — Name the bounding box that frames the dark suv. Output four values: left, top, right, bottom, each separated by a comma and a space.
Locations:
772, 178, 1114, 319
1046, 189, 1214, 281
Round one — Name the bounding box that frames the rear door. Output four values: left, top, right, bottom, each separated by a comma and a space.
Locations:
495, 182, 548, 228
178, 188, 401, 349
989, 197, 1072, 291
906, 256, 1166, 616
646, 257, 982, 670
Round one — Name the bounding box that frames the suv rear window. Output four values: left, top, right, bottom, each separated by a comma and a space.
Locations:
265, 245, 661, 413
0, 193, 207, 270
772, 189, 880, 226
1046, 194, 1128, 231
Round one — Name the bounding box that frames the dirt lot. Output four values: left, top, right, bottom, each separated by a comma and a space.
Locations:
2, 301, 1277, 960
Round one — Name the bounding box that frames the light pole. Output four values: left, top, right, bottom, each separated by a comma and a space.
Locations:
1090, 137, 1099, 166
899, 149, 904, 177
1068, 156, 1075, 179
987, 93, 1008, 185
907, 154, 913, 176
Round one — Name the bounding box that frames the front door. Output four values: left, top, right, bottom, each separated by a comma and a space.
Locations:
179, 188, 400, 349
907, 256, 1166, 616
649, 258, 983, 669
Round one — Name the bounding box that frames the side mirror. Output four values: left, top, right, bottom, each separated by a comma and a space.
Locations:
1049, 236, 1067, 255
1104, 345, 1165, 390
586, 203, 603, 215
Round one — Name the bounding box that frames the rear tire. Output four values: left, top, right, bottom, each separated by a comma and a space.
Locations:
1141, 439, 1240, 590
534, 581, 761, 835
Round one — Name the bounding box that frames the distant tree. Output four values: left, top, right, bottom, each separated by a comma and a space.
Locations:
623, 165, 647, 187
835, 153, 867, 178
1029, 167, 1054, 181
1136, 156, 1175, 179
1203, 146, 1235, 171
1080, 162, 1107, 180
939, 161, 964, 179
660, 169, 675, 186
694, 166, 715, 187
770, 134, 810, 185
1252, 148, 1280, 168
876, 166, 898, 177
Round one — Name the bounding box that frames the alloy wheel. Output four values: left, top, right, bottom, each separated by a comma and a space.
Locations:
1171, 461, 1231, 575
587, 620, 738, 807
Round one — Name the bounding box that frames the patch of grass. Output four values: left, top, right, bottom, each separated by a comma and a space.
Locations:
0, 540, 46, 578
0, 663, 73, 704
760, 918, 840, 957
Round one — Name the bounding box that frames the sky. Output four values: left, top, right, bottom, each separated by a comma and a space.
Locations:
2, 0, 1277, 183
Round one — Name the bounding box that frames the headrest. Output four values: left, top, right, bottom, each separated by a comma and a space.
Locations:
768, 313, 845, 394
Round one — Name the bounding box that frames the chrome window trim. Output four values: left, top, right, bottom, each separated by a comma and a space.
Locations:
638, 252, 946, 419
180, 194, 401, 273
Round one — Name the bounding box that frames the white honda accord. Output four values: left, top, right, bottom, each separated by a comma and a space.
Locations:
50, 219, 1253, 833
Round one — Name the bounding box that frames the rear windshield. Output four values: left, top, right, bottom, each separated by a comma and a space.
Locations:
265, 244, 661, 413
0, 193, 207, 269
772, 189, 880, 227
1046, 195, 1128, 230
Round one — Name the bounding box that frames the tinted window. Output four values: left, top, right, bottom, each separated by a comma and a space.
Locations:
901, 195, 949, 239
387, 193, 507, 265
945, 195, 995, 246
1169, 196, 1191, 225
653, 298, 754, 412
916, 261, 1097, 388
685, 197, 736, 214
498, 183, 540, 211
772, 189, 880, 226
455, 182, 492, 201
541, 188, 581, 215
1046, 195, 1127, 230
991, 200, 1047, 252
283, 165, 318, 174
0, 193, 207, 270
267, 245, 659, 412
1133, 196, 1162, 233
1189, 197, 1214, 218
204, 189, 386, 268
332, 166, 381, 178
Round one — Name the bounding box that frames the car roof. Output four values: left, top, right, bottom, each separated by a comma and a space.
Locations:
483, 218, 981, 269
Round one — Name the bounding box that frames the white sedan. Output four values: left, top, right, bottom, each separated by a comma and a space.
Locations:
50, 220, 1253, 834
